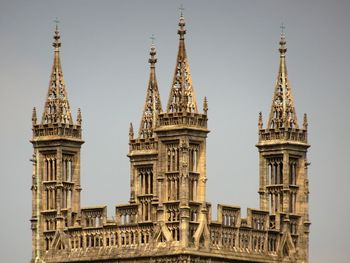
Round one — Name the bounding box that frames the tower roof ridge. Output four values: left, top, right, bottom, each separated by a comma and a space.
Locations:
267, 28, 298, 129
138, 42, 162, 139
41, 24, 73, 125
166, 13, 198, 113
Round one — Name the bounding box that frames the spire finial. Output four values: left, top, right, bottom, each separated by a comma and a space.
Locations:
129, 122, 134, 140
179, 4, 185, 17
54, 17, 59, 29
203, 97, 208, 114
280, 22, 285, 35
32, 107, 37, 125
178, 5, 186, 39
150, 34, 155, 45
258, 112, 263, 129
53, 17, 61, 50
279, 23, 287, 55
149, 35, 157, 66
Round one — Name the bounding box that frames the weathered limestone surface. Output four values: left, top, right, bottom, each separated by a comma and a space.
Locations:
30, 15, 310, 263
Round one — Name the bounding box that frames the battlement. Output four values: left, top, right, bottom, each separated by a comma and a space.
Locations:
156, 112, 208, 131
40, 202, 300, 262
32, 123, 82, 141
258, 128, 308, 145
129, 137, 158, 153
213, 204, 300, 233
30, 14, 309, 263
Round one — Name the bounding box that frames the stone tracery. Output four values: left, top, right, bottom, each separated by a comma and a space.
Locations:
30, 14, 310, 263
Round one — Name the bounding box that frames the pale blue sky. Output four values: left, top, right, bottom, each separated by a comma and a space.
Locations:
0, 0, 349, 262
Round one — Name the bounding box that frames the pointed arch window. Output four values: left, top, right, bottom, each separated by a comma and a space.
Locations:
166, 143, 179, 172
137, 166, 153, 195
267, 156, 283, 185
289, 158, 298, 185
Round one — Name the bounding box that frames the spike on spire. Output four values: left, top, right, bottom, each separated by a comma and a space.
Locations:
303, 113, 308, 130
178, 5, 186, 40
166, 13, 198, 113
129, 122, 134, 140
279, 23, 287, 56
138, 41, 163, 139
76, 108, 82, 125
258, 112, 263, 129
267, 27, 298, 129
53, 18, 61, 51
203, 96, 208, 114
32, 107, 37, 125
41, 22, 73, 125
149, 35, 157, 67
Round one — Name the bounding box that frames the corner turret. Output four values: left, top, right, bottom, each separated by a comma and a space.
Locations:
256, 26, 310, 262
30, 23, 83, 261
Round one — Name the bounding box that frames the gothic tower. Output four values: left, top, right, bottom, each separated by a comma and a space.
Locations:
256, 30, 310, 261
29, 15, 310, 263
127, 41, 163, 225
30, 25, 83, 261
154, 13, 210, 248
128, 13, 210, 248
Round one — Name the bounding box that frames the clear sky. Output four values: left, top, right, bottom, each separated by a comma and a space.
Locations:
0, 0, 349, 262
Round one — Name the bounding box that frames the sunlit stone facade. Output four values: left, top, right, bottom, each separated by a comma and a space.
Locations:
30, 15, 310, 263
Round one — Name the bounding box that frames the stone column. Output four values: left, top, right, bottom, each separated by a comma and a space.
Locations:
129, 163, 136, 203
283, 151, 290, 214
179, 137, 190, 248
147, 171, 151, 194
197, 140, 207, 204
259, 155, 268, 210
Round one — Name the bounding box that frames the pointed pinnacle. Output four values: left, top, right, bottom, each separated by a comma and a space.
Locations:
77, 108, 82, 125
129, 122, 134, 140
203, 96, 208, 114
303, 113, 308, 130
167, 14, 197, 113
258, 112, 263, 129
32, 107, 37, 125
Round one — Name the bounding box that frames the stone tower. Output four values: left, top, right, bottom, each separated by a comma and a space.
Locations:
256, 30, 310, 261
30, 24, 83, 261
127, 13, 210, 248
30, 14, 310, 263
153, 13, 210, 248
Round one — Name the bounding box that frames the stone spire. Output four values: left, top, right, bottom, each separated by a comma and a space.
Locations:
138, 41, 162, 139
267, 27, 298, 129
166, 13, 198, 113
41, 23, 73, 125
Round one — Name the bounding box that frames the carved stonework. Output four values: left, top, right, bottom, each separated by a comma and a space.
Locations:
167, 15, 197, 114
267, 32, 298, 130
30, 14, 309, 263
138, 44, 162, 139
